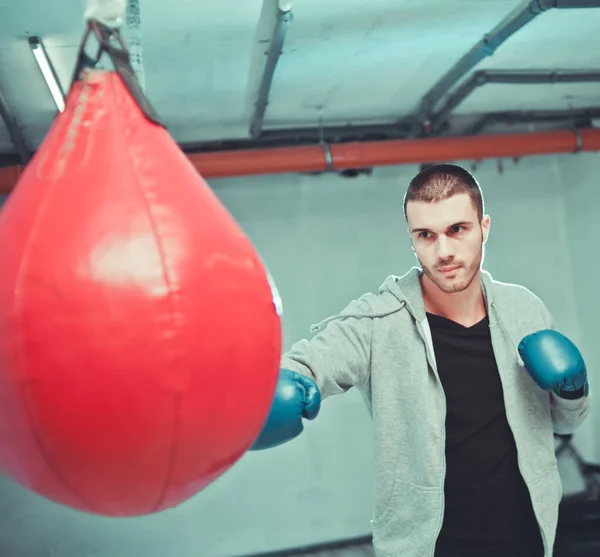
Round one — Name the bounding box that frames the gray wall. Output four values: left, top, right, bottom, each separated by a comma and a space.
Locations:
560, 152, 600, 463
0, 153, 597, 557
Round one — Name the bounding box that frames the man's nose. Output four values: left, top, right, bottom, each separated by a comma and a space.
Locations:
435, 235, 454, 260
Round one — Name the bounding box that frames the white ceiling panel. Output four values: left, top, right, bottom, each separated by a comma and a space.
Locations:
454, 8, 600, 116
133, 0, 267, 142
479, 8, 600, 68
263, 0, 524, 127
263, 1, 600, 129
0, 0, 598, 155
0, 0, 266, 149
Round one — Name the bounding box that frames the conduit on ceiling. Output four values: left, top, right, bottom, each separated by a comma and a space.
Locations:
408, 0, 600, 136
1, 127, 599, 194
430, 69, 600, 134
250, 1, 293, 137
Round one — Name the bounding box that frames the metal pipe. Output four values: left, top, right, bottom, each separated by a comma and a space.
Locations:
431, 69, 600, 133
182, 121, 414, 153
407, 0, 600, 137
187, 128, 600, 178
249, 3, 293, 137
466, 107, 600, 135
0, 87, 30, 165
551, 0, 600, 6
2, 127, 599, 194
180, 107, 600, 151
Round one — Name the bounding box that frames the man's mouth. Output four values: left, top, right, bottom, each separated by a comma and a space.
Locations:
438, 265, 461, 275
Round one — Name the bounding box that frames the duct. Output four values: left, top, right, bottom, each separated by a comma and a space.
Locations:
430, 69, 600, 134
407, 0, 600, 137
187, 128, 600, 177
0, 87, 30, 165
552, 0, 600, 5
185, 121, 414, 152
180, 107, 597, 151
249, 1, 293, 137
2, 127, 599, 193
466, 106, 600, 135
0, 105, 594, 175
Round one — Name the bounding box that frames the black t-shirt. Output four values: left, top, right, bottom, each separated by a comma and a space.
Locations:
426, 312, 544, 557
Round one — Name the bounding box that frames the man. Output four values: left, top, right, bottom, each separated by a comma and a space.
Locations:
250, 164, 590, 557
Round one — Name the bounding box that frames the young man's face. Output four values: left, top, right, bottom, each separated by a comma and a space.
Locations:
406, 193, 490, 294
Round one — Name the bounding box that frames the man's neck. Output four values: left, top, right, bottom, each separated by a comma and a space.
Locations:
420, 271, 487, 328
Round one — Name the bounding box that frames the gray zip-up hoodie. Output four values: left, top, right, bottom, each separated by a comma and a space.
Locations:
280, 267, 591, 557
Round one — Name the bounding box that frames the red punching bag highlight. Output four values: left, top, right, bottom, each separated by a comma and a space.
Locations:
0, 22, 282, 517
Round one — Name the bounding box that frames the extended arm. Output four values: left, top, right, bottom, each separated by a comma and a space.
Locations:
250, 297, 374, 450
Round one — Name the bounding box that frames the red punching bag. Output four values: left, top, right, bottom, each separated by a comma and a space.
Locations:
0, 23, 281, 516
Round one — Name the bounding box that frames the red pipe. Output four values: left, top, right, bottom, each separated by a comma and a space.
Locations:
1, 128, 599, 194
0, 166, 23, 195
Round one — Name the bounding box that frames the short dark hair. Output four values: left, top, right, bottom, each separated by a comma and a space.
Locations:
403, 164, 484, 221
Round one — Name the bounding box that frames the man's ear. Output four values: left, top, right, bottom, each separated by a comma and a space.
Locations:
482, 215, 491, 243
407, 227, 416, 253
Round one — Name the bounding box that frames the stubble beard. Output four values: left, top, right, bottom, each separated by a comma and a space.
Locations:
421, 244, 483, 294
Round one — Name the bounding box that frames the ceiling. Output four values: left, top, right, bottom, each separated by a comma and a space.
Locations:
0, 0, 599, 161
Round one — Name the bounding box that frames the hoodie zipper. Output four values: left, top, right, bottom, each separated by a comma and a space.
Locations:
489, 303, 549, 557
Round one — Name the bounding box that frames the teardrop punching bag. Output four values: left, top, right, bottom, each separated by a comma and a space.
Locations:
0, 22, 282, 517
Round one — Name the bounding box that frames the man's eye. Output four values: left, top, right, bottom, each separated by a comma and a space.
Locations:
451, 225, 463, 234
419, 231, 430, 239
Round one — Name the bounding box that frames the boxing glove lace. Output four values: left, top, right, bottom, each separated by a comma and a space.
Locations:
250, 368, 321, 450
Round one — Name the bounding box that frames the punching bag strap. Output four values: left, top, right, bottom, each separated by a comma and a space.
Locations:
70, 19, 165, 128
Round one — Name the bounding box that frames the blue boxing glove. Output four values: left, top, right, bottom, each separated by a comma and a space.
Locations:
518, 329, 589, 399
250, 368, 321, 450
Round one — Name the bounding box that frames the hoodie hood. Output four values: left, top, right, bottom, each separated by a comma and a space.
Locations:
309, 266, 497, 333
308, 268, 419, 333
378, 266, 498, 321
377, 267, 426, 322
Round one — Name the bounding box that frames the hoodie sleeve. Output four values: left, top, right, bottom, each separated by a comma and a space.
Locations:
539, 302, 591, 435
280, 298, 373, 400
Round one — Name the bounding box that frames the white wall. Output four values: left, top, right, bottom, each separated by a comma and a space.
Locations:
0, 155, 596, 557
559, 152, 600, 462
